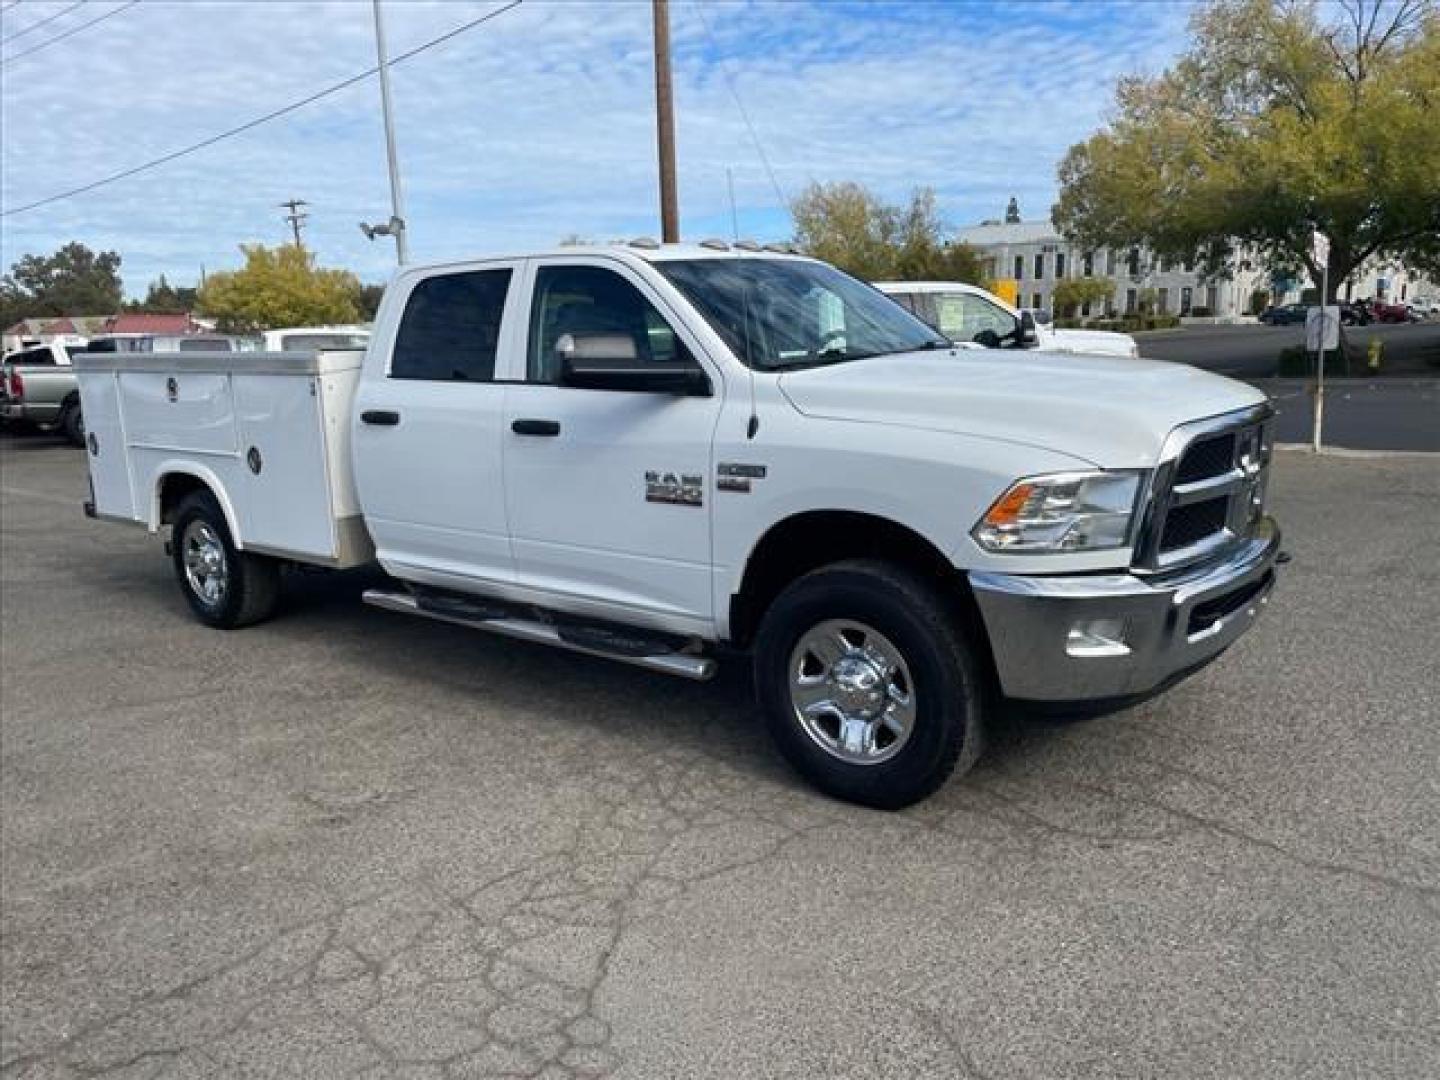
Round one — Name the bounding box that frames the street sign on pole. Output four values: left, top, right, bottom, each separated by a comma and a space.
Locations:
1310, 229, 1330, 453
1306, 305, 1340, 352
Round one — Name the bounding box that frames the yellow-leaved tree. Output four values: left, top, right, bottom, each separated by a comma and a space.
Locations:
197, 244, 361, 333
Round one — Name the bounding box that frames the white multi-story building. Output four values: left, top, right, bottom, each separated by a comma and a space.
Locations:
952, 219, 1268, 321
953, 215, 1436, 319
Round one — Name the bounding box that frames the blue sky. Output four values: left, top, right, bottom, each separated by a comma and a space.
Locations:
0, 0, 1196, 295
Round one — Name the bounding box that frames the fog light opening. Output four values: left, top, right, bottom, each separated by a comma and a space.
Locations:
1066, 618, 1131, 658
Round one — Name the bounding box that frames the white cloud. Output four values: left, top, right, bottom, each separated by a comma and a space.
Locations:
0, 0, 1193, 293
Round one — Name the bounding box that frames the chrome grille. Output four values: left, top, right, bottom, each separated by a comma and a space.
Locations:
1135, 405, 1273, 572
1174, 432, 1236, 484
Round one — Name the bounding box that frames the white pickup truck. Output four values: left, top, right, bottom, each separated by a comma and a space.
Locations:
877, 281, 1141, 358
74, 244, 1280, 808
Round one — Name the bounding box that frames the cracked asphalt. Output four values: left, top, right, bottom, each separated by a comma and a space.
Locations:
2, 434, 1437, 1079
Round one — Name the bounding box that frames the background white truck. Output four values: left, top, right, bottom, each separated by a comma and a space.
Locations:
877, 280, 1141, 358
75, 244, 1280, 808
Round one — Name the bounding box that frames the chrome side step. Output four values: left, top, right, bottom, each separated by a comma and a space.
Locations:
362, 588, 717, 681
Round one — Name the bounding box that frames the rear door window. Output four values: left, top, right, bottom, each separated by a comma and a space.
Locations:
392, 269, 512, 382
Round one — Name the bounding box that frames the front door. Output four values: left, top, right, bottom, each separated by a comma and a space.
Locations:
352, 263, 523, 591
502, 257, 723, 636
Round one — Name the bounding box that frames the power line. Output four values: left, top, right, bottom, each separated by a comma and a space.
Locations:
0, 0, 83, 46
690, 0, 789, 211
2, 0, 139, 64
2, 0, 524, 217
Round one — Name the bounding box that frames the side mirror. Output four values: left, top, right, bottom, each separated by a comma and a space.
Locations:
1032, 308, 1053, 326
558, 333, 710, 396
1018, 311, 1040, 347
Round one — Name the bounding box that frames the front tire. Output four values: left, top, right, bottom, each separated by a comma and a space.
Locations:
753, 560, 985, 810
171, 491, 280, 628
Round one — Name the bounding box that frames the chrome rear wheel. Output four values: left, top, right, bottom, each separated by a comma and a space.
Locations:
182, 519, 229, 607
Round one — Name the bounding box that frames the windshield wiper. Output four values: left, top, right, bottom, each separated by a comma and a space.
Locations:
765, 350, 870, 372
861, 339, 952, 359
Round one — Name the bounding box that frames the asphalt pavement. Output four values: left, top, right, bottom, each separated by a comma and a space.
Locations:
1137, 319, 1440, 380
1137, 321, 1440, 452
2, 437, 1437, 1079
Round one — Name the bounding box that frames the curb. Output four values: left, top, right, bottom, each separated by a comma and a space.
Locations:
1275, 442, 1439, 459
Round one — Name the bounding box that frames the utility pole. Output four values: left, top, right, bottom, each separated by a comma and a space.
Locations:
652, 0, 679, 243
372, 0, 409, 265
279, 198, 309, 248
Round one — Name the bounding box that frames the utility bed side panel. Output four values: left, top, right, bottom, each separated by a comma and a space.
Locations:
79, 371, 139, 520
122, 373, 238, 455
234, 374, 337, 560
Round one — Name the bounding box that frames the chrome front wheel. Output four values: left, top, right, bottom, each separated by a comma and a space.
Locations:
788, 619, 917, 765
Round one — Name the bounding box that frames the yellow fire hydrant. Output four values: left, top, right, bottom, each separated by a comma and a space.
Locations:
1367, 337, 1383, 372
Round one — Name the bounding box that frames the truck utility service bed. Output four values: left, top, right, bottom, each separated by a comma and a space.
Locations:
73, 350, 374, 568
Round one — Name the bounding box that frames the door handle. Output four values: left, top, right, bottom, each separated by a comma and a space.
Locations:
361, 410, 400, 426
511, 419, 561, 437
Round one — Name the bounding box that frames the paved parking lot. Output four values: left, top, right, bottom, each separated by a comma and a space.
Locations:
2, 434, 1437, 1079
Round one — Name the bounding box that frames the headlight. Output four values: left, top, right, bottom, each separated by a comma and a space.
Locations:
974, 471, 1142, 553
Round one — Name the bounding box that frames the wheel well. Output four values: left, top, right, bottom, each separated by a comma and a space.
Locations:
158, 473, 212, 525
60, 390, 80, 411
729, 511, 980, 649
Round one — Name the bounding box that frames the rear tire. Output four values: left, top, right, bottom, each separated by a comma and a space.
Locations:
752, 559, 985, 810
59, 399, 84, 447
171, 491, 281, 628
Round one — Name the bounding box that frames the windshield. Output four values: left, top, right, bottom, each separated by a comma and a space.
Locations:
657, 258, 946, 371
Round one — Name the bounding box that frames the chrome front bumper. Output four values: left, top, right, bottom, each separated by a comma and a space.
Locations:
970, 518, 1280, 703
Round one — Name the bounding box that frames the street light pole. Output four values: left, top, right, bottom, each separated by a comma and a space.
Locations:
372, 0, 409, 265
652, 0, 679, 243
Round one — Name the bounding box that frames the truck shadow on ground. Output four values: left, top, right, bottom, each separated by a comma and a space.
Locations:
275, 565, 1069, 800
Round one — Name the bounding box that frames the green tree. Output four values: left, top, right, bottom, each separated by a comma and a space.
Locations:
1051, 277, 1116, 318
197, 244, 361, 333
126, 274, 198, 315
790, 182, 983, 283
353, 283, 386, 322
1, 242, 124, 325
1054, 0, 1440, 299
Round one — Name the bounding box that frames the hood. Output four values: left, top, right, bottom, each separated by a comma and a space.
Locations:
1043, 327, 1137, 356
776, 349, 1266, 468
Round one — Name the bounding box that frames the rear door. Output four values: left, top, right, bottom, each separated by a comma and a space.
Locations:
501, 257, 723, 635
352, 262, 524, 590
